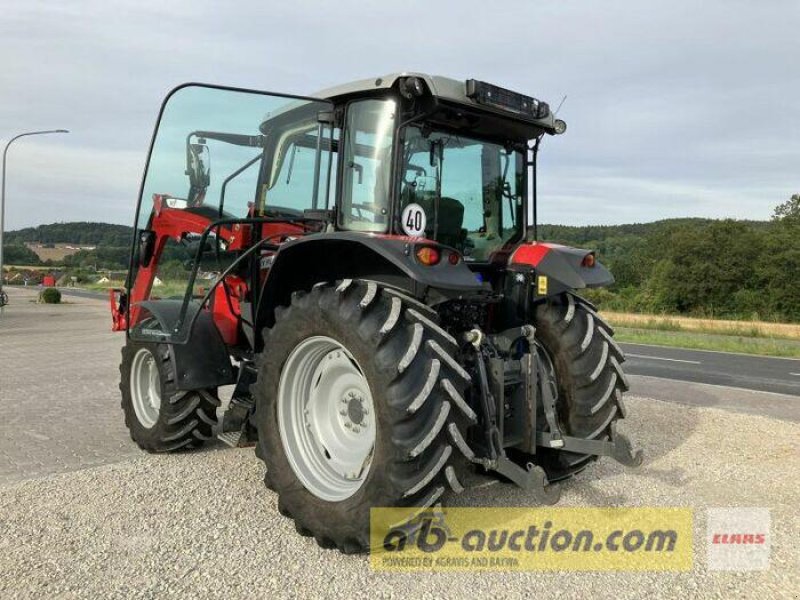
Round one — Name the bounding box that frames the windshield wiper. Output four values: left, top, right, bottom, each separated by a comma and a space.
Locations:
500, 150, 516, 226
429, 139, 444, 239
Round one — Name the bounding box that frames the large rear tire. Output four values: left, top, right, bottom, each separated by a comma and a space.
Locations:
253, 280, 475, 553
531, 293, 630, 481
119, 341, 220, 452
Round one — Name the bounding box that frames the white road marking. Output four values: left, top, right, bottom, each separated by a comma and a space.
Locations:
790, 373, 800, 377
627, 353, 702, 365
620, 341, 800, 361
631, 374, 800, 399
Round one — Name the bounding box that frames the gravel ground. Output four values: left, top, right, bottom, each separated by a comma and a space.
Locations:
0, 397, 797, 599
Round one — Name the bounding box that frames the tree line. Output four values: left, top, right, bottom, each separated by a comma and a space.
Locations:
4, 222, 131, 246
542, 195, 800, 322
3, 222, 134, 268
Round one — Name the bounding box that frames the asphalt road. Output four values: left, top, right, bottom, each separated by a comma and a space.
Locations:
621, 343, 800, 396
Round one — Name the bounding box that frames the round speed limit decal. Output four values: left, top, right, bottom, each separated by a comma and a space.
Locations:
401, 203, 427, 237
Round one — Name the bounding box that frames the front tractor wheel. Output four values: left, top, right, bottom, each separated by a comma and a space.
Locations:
254, 280, 475, 553
119, 341, 220, 452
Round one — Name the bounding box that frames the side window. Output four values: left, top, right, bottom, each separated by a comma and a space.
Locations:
441, 143, 482, 231
400, 127, 524, 260
339, 99, 396, 232
266, 142, 317, 212
499, 153, 524, 239
264, 127, 339, 214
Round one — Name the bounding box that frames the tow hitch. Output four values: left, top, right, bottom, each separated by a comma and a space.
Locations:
536, 423, 643, 467
465, 325, 642, 503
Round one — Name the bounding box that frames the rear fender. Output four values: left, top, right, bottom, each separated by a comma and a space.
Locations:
257, 232, 489, 331
509, 242, 614, 295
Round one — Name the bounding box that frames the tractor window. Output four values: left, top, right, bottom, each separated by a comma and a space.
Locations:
128, 84, 333, 343
400, 126, 524, 261
266, 128, 339, 213
339, 99, 396, 232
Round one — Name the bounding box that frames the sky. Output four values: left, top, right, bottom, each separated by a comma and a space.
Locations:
0, 0, 798, 230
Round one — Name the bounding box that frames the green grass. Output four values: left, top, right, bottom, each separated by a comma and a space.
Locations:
81, 282, 124, 293
80, 281, 195, 299
615, 327, 800, 359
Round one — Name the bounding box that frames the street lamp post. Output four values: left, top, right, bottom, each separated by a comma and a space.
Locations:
0, 129, 69, 301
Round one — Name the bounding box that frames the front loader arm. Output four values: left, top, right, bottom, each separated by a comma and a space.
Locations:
116, 195, 236, 330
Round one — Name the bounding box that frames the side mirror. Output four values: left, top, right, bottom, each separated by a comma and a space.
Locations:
138, 229, 156, 267
186, 141, 210, 199
348, 161, 364, 184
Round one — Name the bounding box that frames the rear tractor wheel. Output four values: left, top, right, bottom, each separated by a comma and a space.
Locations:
119, 341, 220, 452
531, 293, 631, 481
254, 280, 476, 553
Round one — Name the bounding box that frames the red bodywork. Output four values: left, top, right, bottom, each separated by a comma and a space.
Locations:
110, 194, 304, 347
110, 288, 127, 330
509, 242, 563, 267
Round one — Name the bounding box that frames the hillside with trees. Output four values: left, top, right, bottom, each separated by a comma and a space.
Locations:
3, 195, 799, 321
4, 222, 132, 247
542, 196, 800, 321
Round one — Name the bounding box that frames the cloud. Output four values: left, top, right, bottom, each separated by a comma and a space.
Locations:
2, 141, 143, 227
1, 0, 797, 229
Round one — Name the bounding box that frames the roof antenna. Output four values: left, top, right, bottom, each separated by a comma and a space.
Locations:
554, 95, 567, 116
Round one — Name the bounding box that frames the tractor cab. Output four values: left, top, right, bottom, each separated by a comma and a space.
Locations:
118, 74, 568, 347
318, 74, 563, 262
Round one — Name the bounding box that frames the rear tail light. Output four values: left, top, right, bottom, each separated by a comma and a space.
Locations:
582, 253, 596, 268
415, 245, 441, 266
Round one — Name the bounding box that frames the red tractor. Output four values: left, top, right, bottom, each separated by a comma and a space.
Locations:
112, 74, 641, 553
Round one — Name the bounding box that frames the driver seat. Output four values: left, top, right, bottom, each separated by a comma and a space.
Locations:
416, 195, 466, 249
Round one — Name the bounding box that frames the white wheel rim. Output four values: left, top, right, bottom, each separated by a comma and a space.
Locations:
130, 348, 161, 429
277, 336, 376, 502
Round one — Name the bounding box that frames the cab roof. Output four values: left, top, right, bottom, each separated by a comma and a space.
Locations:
314, 72, 558, 136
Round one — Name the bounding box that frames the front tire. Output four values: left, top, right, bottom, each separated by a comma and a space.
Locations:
253, 280, 475, 553
119, 341, 220, 452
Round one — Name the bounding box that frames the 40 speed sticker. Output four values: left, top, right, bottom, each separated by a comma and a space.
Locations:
370, 507, 693, 571
401, 203, 427, 237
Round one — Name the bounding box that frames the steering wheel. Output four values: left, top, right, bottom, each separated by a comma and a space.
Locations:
349, 202, 384, 223
264, 205, 304, 219
403, 164, 427, 185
